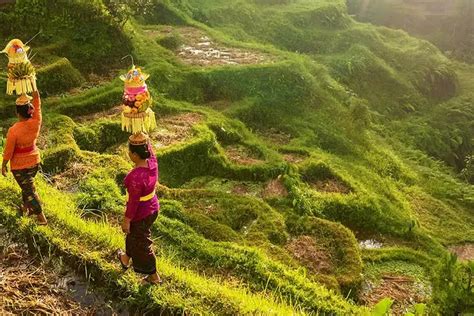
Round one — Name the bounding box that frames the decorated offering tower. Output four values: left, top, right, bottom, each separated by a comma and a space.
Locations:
120, 65, 157, 134
2, 39, 37, 96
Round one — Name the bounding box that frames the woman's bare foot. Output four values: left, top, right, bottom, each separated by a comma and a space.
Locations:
36, 212, 48, 225
116, 249, 130, 269
142, 273, 162, 285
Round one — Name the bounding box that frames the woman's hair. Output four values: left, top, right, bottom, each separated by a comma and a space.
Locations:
129, 143, 151, 159
16, 103, 34, 119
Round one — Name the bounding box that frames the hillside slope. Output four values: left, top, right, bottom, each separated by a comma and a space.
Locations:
0, 0, 473, 314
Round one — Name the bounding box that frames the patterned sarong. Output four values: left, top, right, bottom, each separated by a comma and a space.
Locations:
12, 164, 43, 215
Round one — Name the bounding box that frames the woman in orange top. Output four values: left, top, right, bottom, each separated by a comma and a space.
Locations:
1, 91, 47, 225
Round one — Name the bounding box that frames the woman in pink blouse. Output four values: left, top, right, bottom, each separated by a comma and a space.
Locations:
116, 133, 161, 285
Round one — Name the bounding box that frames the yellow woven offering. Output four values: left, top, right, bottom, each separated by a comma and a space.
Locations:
120, 65, 156, 134
121, 108, 157, 134
2, 39, 37, 95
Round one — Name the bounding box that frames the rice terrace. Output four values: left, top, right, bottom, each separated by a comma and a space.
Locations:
0, 0, 473, 315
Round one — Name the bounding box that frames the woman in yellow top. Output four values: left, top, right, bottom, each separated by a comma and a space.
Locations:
1, 90, 47, 225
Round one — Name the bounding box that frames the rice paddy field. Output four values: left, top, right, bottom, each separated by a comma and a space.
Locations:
0, 0, 473, 314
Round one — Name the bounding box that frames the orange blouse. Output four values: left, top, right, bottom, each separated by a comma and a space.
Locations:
2, 93, 42, 171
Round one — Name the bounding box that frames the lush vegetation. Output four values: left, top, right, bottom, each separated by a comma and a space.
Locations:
0, 0, 473, 314
347, 0, 474, 63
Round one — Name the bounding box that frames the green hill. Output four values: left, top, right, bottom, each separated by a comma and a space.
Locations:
0, 0, 473, 314
346, 0, 474, 63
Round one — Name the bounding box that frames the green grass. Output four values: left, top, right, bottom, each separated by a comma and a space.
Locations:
0, 0, 473, 314
0, 174, 364, 314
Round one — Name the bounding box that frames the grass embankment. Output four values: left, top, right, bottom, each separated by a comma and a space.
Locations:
0, 174, 363, 315
0, 0, 473, 314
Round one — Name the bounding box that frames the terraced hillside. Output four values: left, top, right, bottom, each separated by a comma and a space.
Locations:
0, 0, 473, 314
347, 0, 474, 63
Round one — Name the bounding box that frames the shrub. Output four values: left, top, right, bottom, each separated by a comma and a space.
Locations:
73, 120, 128, 153
41, 144, 79, 174
77, 171, 124, 213
349, 97, 371, 129
11, 0, 132, 73
157, 32, 184, 51
187, 212, 241, 242
52, 84, 123, 117
139, 1, 188, 25
432, 254, 474, 314
461, 155, 474, 184
159, 198, 241, 242
36, 58, 85, 96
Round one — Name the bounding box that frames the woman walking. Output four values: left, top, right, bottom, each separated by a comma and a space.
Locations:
1, 91, 47, 225
117, 132, 161, 285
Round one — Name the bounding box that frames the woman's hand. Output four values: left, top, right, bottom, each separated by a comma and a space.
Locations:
121, 217, 131, 234
1, 161, 8, 177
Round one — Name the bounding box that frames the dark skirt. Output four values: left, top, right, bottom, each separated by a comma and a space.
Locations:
126, 211, 159, 275
12, 164, 43, 215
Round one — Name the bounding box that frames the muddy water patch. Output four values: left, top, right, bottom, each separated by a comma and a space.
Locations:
359, 239, 383, 250
0, 224, 125, 315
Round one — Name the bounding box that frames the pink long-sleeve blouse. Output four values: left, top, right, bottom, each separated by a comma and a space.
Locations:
123, 144, 160, 222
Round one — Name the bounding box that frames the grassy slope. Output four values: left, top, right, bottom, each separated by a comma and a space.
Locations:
346, 0, 474, 63
0, 0, 473, 314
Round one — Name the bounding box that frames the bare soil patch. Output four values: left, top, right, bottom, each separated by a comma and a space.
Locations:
150, 112, 204, 148
286, 235, 332, 274
76, 105, 123, 123
449, 244, 474, 262
258, 128, 293, 145
308, 178, 351, 194
147, 26, 275, 67
193, 201, 219, 216
232, 184, 250, 195
224, 144, 264, 165
281, 152, 308, 164
207, 99, 233, 111
360, 275, 430, 315
261, 178, 288, 198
